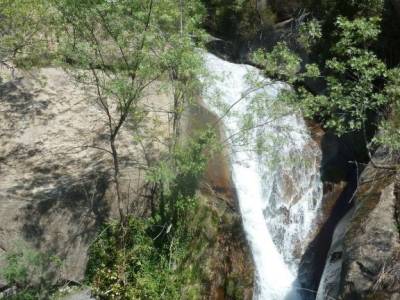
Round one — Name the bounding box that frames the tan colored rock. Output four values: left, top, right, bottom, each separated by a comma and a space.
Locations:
0, 65, 254, 298
0, 66, 171, 281
182, 103, 254, 299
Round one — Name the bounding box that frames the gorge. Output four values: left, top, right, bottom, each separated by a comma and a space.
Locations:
1, 1, 400, 299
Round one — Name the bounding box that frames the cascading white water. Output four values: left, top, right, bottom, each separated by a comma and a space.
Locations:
202, 52, 323, 300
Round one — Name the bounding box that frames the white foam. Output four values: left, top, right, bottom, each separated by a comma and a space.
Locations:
202, 52, 323, 300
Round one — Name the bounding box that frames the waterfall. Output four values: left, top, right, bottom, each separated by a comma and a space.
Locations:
202, 52, 323, 300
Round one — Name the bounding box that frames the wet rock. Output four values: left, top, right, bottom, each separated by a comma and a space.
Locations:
297, 123, 363, 299
182, 103, 254, 299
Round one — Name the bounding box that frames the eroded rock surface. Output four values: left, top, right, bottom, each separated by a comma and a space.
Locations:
316, 207, 354, 300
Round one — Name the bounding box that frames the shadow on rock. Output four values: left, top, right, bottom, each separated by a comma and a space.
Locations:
16, 168, 111, 276
0, 78, 49, 117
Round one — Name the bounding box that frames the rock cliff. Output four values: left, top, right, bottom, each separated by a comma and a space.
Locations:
0, 66, 253, 299
0, 66, 170, 281
317, 147, 400, 300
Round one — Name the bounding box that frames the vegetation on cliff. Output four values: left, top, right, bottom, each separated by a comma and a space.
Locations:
86, 130, 217, 299
0, 0, 254, 298
0, 0, 227, 298
2, 0, 400, 299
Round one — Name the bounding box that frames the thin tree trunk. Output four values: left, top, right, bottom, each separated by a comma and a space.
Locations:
110, 137, 125, 223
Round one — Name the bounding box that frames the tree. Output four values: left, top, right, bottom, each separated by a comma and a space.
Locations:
254, 16, 396, 136
55, 0, 162, 223
55, 0, 207, 223
300, 16, 388, 135
153, 0, 206, 147
250, 15, 400, 169
0, 0, 51, 75
201, 0, 277, 40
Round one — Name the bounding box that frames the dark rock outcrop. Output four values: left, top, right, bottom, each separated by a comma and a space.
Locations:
316, 207, 355, 299
317, 147, 400, 300
392, 0, 400, 17
296, 124, 365, 299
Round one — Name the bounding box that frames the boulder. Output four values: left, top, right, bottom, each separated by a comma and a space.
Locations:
316, 207, 354, 300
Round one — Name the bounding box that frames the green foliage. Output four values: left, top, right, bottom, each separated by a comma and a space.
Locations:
373, 68, 400, 150
87, 130, 217, 299
87, 219, 182, 299
0, 0, 54, 69
1, 1, 212, 298
54, 0, 206, 146
304, 0, 384, 20
86, 211, 205, 299
0, 242, 61, 299
301, 17, 388, 135
332, 16, 381, 50
297, 19, 322, 52
154, 0, 207, 142
252, 42, 301, 83
257, 16, 396, 136
300, 0, 386, 65
147, 128, 218, 227
53, 0, 207, 222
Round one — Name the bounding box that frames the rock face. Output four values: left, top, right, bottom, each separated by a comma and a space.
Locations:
317, 147, 400, 300
296, 126, 361, 299
392, 0, 400, 17
0, 66, 171, 281
183, 103, 254, 300
316, 207, 354, 299
0, 66, 253, 299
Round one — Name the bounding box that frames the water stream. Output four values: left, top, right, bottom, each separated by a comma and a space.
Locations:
202, 53, 323, 300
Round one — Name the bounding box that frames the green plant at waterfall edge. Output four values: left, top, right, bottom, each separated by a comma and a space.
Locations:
86, 129, 218, 299
253, 16, 400, 153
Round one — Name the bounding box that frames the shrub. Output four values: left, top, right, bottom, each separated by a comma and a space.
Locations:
0, 242, 61, 299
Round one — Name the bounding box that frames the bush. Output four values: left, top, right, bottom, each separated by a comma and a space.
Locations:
86, 129, 217, 299
0, 242, 61, 299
